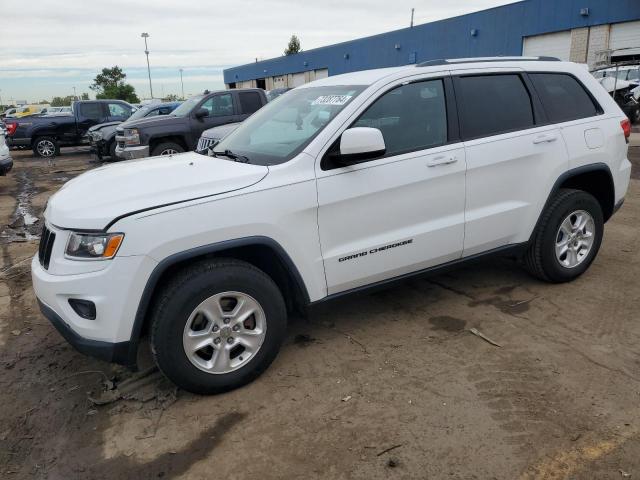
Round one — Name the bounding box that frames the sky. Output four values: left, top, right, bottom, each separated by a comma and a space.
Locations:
0, 0, 516, 104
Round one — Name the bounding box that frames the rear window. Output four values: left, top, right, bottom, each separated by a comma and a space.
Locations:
530, 73, 600, 123
456, 74, 534, 140
239, 92, 263, 115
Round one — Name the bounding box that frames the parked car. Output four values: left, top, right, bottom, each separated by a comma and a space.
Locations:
4, 100, 134, 158
89, 102, 180, 160
32, 58, 631, 394
1, 108, 18, 119
0, 125, 13, 175
266, 87, 292, 102
196, 122, 241, 153
598, 76, 640, 123
115, 88, 267, 159
15, 105, 43, 118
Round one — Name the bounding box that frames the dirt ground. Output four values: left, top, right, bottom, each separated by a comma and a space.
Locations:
0, 135, 639, 480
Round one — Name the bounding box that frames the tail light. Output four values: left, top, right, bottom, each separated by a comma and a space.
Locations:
621, 118, 631, 143
4, 122, 17, 136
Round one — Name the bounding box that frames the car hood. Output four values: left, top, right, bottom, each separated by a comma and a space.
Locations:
118, 114, 183, 131
46, 151, 269, 230
88, 121, 121, 132
201, 122, 241, 140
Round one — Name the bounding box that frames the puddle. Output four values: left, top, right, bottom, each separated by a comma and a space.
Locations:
1, 171, 41, 244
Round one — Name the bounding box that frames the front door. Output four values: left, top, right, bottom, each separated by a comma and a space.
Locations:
316, 77, 467, 295
189, 93, 236, 149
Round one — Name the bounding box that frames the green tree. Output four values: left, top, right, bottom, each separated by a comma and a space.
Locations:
284, 35, 301, 55
38, 99, 50, 104
163, 93, 180, 102
51, 95, 74, 106
90, 66, 140, 103
81, 92, 90, 100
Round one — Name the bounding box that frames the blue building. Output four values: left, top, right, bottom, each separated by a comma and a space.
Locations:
223, 0, 640, 90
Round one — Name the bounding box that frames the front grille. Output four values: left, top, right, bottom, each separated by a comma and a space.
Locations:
196, 137, 217, 153
38, 226, 56, 270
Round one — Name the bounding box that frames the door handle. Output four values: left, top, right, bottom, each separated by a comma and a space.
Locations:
427, 155, 457, 167
533, 134, 558, 144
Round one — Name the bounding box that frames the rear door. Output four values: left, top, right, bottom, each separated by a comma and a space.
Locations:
189, 93, 235, 148
454, 71, 569, 256
316, 75, 467, 294
236, 91, 264, 121
75, 102, 107, 137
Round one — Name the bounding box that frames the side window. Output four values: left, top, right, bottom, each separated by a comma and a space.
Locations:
238, 92, 263, 115
456, 74, 534, 139
529, 73, 600, 123
200, 94, 234, 116
145, 108, 160, 117
108, 103, 130, 118
79, 103, 104, 121
353, 79, 448, 157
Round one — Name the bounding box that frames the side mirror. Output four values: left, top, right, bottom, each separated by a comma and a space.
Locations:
195, 108, 209, 119
338, 127, 385, 164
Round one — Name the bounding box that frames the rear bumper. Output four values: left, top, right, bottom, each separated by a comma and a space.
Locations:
0, 155, 13, 175
6, 137, 30, 148
38, 298, 133, 365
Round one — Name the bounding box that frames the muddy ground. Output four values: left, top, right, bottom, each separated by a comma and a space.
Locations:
0, 136, 639, 480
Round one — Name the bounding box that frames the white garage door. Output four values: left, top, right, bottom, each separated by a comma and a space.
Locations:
610, 21, 640, 57
523, 30, 572, 61
314, 68, 329, 79
291, 72, 306, 87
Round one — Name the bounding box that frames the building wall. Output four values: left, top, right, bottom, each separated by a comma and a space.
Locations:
224, 0, 640, 87
570, 28, 590, 63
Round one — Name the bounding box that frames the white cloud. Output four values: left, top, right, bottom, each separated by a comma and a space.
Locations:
1, 0, 516, 101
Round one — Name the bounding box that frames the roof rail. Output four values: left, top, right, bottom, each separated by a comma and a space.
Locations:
416, 56, 561, 67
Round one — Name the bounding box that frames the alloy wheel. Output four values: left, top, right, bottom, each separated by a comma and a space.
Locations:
37, 140, 55, 157
182, 291, 267, 374
555, 210, 595, 268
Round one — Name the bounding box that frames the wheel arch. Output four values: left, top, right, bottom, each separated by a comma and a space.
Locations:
149, 134, 189, 153
126, 236, 310, 366
530, 163, 615, 244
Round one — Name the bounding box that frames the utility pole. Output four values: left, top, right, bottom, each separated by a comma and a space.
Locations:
410, 8, 415, 27
141, 32, 154, 99
179, 68, 185, 99
72, 86, 77, 100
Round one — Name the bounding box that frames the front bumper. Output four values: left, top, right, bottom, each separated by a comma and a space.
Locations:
31, 251, 157, 366
38, 299, 132, 364
115, 141, 149, 160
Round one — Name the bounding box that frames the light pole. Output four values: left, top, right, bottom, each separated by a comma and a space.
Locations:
141, 32, 154, 99
72, 86, 77, 100
179, 68, 185, 100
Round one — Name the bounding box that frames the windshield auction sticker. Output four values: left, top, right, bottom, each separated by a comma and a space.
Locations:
312, 95, 353, 106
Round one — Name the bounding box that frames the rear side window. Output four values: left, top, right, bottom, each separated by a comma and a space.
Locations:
353, 79, 448, 156
456, 74, 534, 139
238, 92, 263, 115
530, 73, 600, 123
79, 103, 103, 121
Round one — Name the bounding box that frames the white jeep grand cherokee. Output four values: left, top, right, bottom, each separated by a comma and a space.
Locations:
32, 58, 632, 394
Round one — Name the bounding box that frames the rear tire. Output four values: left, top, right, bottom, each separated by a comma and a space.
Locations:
524, 188, 603, 283
150, 259, 287, 394
33, 136, 59, 158
151, 142, 185, 156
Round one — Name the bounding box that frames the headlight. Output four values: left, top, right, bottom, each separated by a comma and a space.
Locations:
123, 128, 140, 146
91, 131, 103, 141
65, 232, 124, 260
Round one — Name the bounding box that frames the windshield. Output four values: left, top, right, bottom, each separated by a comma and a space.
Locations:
128, 105, 153, 121
215, 85, 365, 165
171, 95, 204, 117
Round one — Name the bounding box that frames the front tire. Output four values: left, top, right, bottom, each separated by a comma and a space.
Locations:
524, 188, 603, 283
150, 259, 287, 394
151, 142, 185, 156
33, 136, 59, 158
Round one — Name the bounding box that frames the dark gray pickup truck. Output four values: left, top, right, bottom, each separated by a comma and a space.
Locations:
3, 100, 134, 158
115, 88, 267, 159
